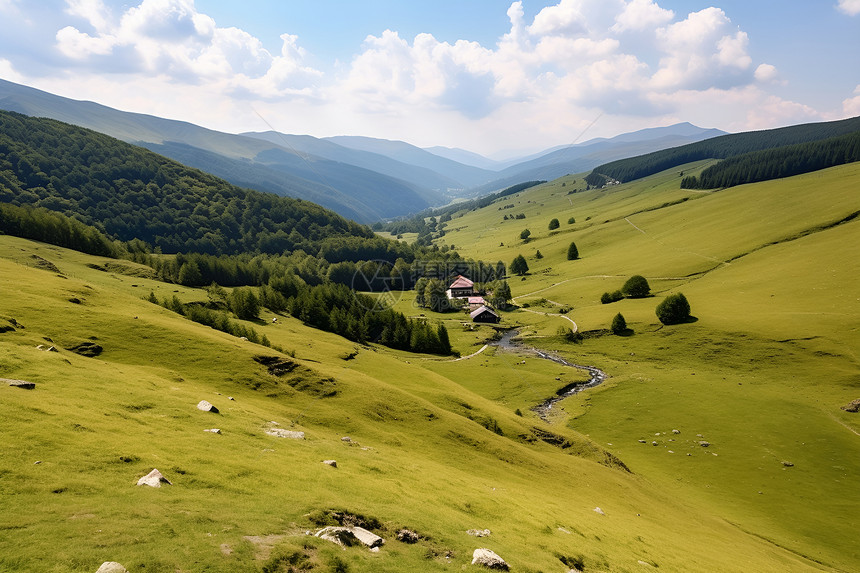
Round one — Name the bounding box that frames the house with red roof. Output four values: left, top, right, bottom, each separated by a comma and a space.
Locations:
446, 275, 474, 299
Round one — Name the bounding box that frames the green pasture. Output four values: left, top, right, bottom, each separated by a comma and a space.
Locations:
1, 231, 847, 572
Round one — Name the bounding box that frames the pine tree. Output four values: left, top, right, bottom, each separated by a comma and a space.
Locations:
567, 241, 579, 260
610, 312, 627, 334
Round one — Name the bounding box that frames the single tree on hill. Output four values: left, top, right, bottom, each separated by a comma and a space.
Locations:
567, 216, 575, 224
535, 250, 543, 259
656, 293, 691, 325
510, 254, 529, 276
520, 228, 531, 241
548, 218, 560, 230
622, 275, 650, 298
490, 280, 512, 309
414, 277, 429, 307
425, 278, 448, 313
567, 241, 579, 260
610, 312, 627, 335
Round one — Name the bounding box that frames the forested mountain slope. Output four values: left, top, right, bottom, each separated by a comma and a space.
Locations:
0, 110, 372, 254
587, 115, 860, 184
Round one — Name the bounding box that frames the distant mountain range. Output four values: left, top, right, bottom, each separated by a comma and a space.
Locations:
0, 78, 726, 222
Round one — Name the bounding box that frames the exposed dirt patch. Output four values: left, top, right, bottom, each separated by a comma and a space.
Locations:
28, 254, 61, 274
67, 341, 103, 357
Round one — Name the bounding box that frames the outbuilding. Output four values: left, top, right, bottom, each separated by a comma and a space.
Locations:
470, 305, 500, 324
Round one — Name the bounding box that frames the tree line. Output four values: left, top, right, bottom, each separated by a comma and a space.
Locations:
681, 131, 860, 189
586, 115, 860, 184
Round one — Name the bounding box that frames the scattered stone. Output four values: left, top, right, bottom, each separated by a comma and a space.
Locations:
228, 396, 235, 401
4, 378, 35, 390
396, 528, 420, 543
67, 341, 102, 357
672, 429, 681, 434
471, 548, 509, 570
315, 526, 383, 549
593, 507, 605, 515
699, 441, 710, 447
651, 441, 658, 446
95, 563, 129, 573
137, 469, 171, 488
197, 400, 219, 413
47, 346, 57, 352
467, 529, 492, 537
322, 460, 338, 468
204, 428, 221, 434
341, 436, 352, 443
638, 439, 646, 444
841, 399, 860, 413
782, 461, 794, 467
34, 460, 42, 464
265, 428, 305, 440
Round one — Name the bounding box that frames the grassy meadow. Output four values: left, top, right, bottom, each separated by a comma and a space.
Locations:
1, 162, 858, 572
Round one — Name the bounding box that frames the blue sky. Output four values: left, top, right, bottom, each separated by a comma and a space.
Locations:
0, 0, 858, 156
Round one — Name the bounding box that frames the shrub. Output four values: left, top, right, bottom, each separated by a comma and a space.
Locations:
567, 216, 575, 224
520, 228, 531, 241
622, 275, 650, 298
567, 241, 579, 260
611, 312, 627, 334
548, 218, 560, 230
601, 290, 623, 304
656, 293, 691, 324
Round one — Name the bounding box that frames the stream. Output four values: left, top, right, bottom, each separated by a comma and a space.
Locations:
492, 329, 608, 421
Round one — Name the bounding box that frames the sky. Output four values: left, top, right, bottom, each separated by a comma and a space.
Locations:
0, 0, 858, 157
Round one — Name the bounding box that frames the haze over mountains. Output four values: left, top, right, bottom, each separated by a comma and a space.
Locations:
0, 78, 725, 222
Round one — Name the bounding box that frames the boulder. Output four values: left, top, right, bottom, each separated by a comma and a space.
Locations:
137, 468, 172, 488
322, 460, 338, 468
315, 526, 384, 549
593, 507, 606, 515
467, 528, 492, 537
841, 399, 860, 413
265, 428, 305, 439
95, 563, 129, 573
197, 400, 219, 413
350, 526, 384, 549
4, 378, 35, 390
204, 428, 221, 434
699, 441, 710, 447
396, 528, 420, 543
471, 548, 509, 570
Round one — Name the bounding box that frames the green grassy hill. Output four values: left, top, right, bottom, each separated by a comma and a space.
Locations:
434, 161, 860, 571
1, 224, 851, 573
2, 147, 858, 571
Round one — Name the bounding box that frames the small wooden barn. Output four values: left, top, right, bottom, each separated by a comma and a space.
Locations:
470, 305, 500, 324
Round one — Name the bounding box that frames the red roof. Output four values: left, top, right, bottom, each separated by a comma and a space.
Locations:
467, 296, 485, 305
449, 275, 474, 289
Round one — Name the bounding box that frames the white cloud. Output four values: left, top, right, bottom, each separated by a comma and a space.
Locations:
753, 63, 780, 84
651, 8, 754, 90
612, 0, 674, 33
843, 85, 860, 116
1, 0, 825, 154
0, 57, 25, 83
52, 0, 320, 96
837, 0, 860, 16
